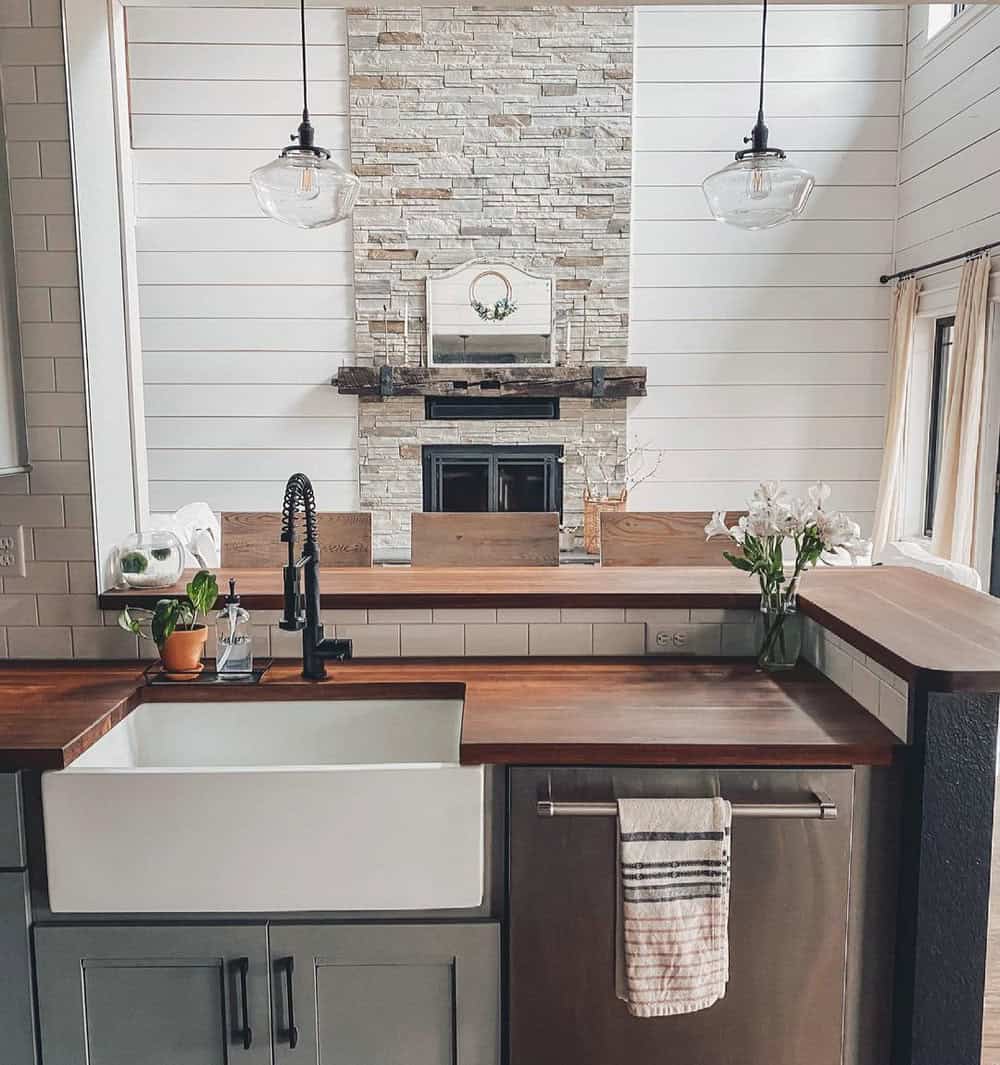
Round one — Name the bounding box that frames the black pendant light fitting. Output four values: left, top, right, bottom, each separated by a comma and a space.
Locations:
735, 0, 784, 163
284, 0, 329, 161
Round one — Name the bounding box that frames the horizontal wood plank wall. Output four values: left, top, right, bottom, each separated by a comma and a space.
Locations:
629, 4, 905, 534
125, 6, 358, 515
220, 511, 372, 568
896, 7, 1000, 308
410, 513, 560, 568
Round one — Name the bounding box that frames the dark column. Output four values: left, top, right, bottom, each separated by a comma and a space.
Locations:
893, 686, 1000, 1065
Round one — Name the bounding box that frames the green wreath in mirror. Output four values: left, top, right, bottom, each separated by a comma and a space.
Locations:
469, 270, 517, 322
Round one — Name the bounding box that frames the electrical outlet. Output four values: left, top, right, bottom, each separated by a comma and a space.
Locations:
0, 526, 26, 579
655, 630, 687, 648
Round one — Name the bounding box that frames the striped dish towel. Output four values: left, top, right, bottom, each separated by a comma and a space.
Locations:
615, 797, 732, 1018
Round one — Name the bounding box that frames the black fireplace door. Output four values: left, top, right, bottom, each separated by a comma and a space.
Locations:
422, 445, 563, 515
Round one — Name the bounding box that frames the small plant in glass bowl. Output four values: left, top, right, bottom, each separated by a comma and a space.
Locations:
118, 570, 219, 680
114, 530, 185, 589
705, 482, 869, 671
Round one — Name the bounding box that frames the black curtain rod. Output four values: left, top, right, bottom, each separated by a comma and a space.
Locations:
880, 239, 1000, 285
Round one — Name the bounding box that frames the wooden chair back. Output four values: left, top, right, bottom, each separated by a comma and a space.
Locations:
600, 511, 744, 566
410, 512, 560, 567
221, 512, 373, 568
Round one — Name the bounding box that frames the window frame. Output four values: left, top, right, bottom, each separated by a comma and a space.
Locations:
916, 3, 989, 62
923, 315, 955, 538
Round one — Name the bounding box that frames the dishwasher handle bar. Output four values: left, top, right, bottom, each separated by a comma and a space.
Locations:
537, 790, 837, 821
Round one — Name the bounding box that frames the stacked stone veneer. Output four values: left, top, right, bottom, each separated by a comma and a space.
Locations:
347, 7, 633, 556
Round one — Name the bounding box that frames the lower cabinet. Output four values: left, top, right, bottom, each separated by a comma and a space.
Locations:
0, 872, 36, 1065
270, 923, 499, 1065
35, 924, 273, 1065
35, 921, 499, 1065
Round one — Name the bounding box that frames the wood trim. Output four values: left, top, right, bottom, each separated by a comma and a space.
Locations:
600, 511, 747, 567
333, 364, 647, 399
410, 512, 560, 567
221, 512, 373, 569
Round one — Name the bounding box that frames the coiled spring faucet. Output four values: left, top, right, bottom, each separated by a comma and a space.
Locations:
279, 473, 352, 679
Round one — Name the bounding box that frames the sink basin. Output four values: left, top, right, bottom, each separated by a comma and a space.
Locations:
42, 699, 483, 913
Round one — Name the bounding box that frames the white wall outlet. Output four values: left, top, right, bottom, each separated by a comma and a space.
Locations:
0, 526, 26, 579
655, 630, 687, 648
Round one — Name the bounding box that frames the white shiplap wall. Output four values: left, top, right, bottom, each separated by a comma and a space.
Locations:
125, 6, 358, 514
896, 5, 1000, 303
629, 5, 905, 531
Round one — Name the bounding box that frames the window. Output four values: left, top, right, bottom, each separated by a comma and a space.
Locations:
924, 316, 955, 536
0, 96, 28, 477
927, 3, 968, 39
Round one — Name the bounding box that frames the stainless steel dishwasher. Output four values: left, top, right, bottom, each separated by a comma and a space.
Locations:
509, 767, 895, 1065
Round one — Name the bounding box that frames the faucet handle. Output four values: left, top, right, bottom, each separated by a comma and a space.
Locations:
280, 562, 305, 631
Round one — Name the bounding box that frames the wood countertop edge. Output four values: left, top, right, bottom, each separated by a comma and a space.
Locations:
457, 742, 894, 768
0, 658, 900, 771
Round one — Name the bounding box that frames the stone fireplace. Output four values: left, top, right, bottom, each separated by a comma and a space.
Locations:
346, 6, 634, 557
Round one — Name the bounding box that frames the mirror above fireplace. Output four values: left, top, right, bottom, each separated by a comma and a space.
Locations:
426, 259, 555, 368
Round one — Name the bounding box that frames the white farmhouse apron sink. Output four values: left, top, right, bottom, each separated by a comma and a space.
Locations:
41, 699, 483, 913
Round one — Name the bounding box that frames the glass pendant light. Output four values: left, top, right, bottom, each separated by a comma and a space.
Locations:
701, 0, 814, 230
250, 0, 359, 229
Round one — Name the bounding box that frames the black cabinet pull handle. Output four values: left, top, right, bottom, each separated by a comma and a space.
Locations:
277, 956, 299, 1050
231, 957, 253, 1050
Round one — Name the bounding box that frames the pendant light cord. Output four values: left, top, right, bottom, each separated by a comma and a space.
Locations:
757, 0, 767, 122
299, 0, 309, 119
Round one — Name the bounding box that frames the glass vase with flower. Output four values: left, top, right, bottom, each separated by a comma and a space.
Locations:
705, 482, 869, 672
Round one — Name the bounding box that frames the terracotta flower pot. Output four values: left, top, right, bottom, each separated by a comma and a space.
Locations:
160, 626, 207, 681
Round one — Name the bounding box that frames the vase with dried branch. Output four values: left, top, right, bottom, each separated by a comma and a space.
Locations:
570, 430, 664, 554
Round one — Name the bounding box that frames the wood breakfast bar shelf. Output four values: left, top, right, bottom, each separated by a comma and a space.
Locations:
101, 564, 1000, 691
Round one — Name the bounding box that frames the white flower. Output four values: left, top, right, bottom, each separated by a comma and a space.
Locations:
753, 481, 784, 505
808, 482, 832, 509
704, 511, 730, 540
745, 508, 777, 538
814, 509, 862, 551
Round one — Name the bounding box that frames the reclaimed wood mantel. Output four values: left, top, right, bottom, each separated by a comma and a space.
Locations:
332, 364, 647, 399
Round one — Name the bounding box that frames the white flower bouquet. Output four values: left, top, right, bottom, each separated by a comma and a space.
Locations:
705, 481, 869, 669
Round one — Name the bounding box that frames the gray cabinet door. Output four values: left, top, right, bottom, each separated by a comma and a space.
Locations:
270, 923, 499, 1065
0, 772, 25, 869
35, 924, 271, 1065
0, 872, 36, 1064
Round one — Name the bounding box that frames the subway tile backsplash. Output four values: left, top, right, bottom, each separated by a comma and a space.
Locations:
800, 616, 909, 742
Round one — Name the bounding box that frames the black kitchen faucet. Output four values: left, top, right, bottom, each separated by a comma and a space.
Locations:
279, 472, 353, 679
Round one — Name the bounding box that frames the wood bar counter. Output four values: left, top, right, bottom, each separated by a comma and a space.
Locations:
100, 564, 1000, 691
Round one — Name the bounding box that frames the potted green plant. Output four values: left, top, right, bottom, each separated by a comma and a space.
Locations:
118, 570, 219, 680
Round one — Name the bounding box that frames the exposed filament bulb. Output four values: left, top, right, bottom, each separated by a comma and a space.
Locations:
746, 163, 772, 201
296, 161, 320, 200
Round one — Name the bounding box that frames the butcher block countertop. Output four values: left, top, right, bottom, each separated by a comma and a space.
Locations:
0, 659, 898, 771
101, 564, 1000, 690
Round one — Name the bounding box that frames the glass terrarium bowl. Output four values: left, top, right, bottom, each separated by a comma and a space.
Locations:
115, 530, 185, 589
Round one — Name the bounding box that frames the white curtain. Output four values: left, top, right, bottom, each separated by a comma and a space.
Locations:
872, 277, 919, 555
931, 254, 992, 565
